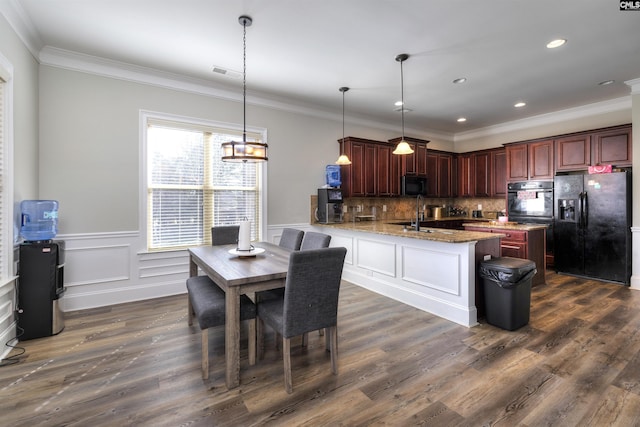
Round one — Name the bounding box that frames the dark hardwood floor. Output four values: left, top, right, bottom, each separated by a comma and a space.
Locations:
3, 271, 640, 426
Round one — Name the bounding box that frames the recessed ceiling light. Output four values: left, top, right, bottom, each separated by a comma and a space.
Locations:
514, 102, 526, 108
395, 100, 403, 107
457, 117, 467, 122
546, 39, 567, 49
598, 80, 615, 86
453, 77, 467, 84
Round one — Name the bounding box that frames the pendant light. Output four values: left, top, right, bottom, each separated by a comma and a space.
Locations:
392, 53, 414, 155
222, 16, 268, 162
335, 87, 352, 165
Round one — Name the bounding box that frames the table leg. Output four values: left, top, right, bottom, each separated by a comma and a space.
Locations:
189, 255, 198, 277
225, 286, 241, 389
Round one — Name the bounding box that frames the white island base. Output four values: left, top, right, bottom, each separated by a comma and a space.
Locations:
314, 225, 501, 327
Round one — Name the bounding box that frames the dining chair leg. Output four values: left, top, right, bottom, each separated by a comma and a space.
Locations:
302, 332, 308, 347
187, 297, 194, 326
325, 328, 330, 352
283, 337, 293, 394
248, 319, 256, 365
202, 329, 209, 380
319, 328, 324, 337
257, 318, 264, 360
329, 325, 338, 375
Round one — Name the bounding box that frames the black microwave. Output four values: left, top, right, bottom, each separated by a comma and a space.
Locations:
401, 175, 427, 196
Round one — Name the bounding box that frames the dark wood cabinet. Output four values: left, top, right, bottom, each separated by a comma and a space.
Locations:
555, 134, 591, 171
474, 151, 491, 197
506, 139, 553, 181
491, 149, 507, 197
555, 125, 632, 172
464, 225, 546, 287
457, 153, 474, 197
528, 140, 554, 180
340, 137, 382, 197
425, 150, 455, 198
388, 137, 429, 177
457, 148, 504, 198
592, 125, 632, 167
506, 143, 528, 181
377, 144, 393, 196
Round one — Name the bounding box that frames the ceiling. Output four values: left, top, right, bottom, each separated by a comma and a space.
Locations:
5, 0, 640, 136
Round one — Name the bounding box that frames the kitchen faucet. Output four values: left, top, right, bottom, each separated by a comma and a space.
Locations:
414, 194, 424, 231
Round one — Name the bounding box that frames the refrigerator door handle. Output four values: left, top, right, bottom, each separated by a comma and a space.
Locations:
583, 191, 588, 229
578, 192, 585, 229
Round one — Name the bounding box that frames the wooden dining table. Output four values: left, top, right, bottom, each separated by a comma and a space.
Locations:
188, 241, 291, 389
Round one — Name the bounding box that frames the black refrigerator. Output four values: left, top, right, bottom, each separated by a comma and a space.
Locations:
554, 171, 631, 285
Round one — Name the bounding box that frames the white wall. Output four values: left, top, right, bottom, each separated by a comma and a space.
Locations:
0, 12, 39, 358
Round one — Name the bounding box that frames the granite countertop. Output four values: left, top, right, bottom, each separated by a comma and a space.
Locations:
315, 220, 504, 244
461, 222, 549, 231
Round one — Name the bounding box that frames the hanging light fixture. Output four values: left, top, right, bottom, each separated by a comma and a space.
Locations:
392, 53, 414, 155
335, 87, 352, 165
222, 15, 268, 162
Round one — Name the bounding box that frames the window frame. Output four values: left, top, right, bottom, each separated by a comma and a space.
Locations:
0, 52, 15, 282
139, 110, 268, 252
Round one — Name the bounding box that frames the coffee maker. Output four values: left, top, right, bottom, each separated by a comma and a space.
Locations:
316, 188, 344, 223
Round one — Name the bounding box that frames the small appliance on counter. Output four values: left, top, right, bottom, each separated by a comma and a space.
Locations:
316, 188, 344, 224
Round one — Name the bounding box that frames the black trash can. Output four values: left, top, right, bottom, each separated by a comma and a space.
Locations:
479, 257, 537, 331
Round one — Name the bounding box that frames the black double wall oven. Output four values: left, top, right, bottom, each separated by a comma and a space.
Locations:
507, 181, 554, 260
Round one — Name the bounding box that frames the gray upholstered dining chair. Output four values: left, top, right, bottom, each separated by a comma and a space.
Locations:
278, 228, 304, 251
256, 246, 347, 393
300, 231, 331, 251
186, 276, 256, 379
211, 225, 240, 246
187, 223, 253, 379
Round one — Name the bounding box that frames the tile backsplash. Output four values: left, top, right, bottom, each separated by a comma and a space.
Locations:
310, 195, 506, 223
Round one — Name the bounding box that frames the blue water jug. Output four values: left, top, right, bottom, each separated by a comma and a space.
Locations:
20, 200, 59, 241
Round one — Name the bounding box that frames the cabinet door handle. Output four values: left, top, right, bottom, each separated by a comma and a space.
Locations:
501, 244, 520, 249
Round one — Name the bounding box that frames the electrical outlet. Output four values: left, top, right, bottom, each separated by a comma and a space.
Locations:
383, 205, 387, 212
343, 205, 348, 213
357, 205, 362, 212
483, 254, 492, 261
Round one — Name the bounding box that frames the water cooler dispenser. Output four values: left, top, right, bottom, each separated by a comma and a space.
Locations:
17, 200, 65, 340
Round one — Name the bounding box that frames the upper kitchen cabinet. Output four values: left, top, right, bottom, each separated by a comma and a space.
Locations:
339, 137, 395, 197
505, 139, 553, 181
592, 126, 632, 167
491, 148, 507, 197
425, 150, 456, 198
388, 137, 429, 177
555, 133, 590, 171
460, 147, 506, 198
556, 125, 632, 171
457, 153, 474, 197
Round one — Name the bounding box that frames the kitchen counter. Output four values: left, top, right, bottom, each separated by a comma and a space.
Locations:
318, 220, 503, 243
313, 220, 504, 327
461, 222, 549, 231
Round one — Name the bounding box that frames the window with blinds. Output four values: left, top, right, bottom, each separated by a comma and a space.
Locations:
146, 118, 263, 251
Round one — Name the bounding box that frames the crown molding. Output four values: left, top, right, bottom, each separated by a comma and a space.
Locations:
454, 96, 631, 142
0, 0, 43, 58
38, 46, 452, 141
626, 78, 640, 95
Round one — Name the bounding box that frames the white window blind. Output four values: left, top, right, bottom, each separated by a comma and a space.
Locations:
146, 118, 262, 251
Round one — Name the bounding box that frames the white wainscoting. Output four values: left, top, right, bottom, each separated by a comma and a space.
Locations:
56, 224, 312, 312
0, 277, 17, 360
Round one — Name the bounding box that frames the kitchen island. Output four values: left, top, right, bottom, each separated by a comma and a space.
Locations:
463, 221, 547, 286
312, 221, 503, 327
